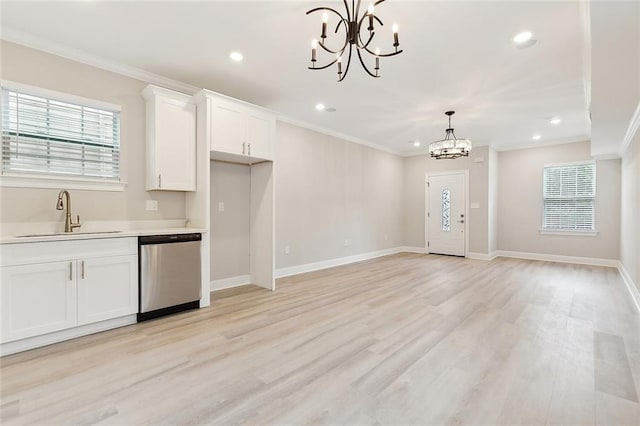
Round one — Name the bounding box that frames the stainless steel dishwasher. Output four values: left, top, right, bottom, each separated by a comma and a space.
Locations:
138, 233, 202, 321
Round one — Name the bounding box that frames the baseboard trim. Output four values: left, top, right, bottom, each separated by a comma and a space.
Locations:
617, 261, 640, 313
468, 251, 498, 261
210, 275, 251, 292
275, 247, 404, 278
401, 246, 427, 254
495, 250, 618, 267
1, 315, 137, 357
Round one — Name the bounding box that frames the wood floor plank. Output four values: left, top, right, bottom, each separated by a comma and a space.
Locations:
1, 253, 638, 425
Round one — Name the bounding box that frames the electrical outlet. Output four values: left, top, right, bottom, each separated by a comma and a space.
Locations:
145, 200, 158, 211
218, 201, 225, 212
344, 239, 351, 247
284, 245, 290, 255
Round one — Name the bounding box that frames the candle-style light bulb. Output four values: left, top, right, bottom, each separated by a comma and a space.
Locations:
337, 55, 342, 76
311, 39, 318, 65
368, 3, 375, 31
392, 23, 399, 48
375, 47, 380, 74
321, 12, 328, 39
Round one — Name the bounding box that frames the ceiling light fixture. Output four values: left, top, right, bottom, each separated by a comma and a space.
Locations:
229, 51, 243, 62
315, 103, 326, 111
307, 0, 403, 81
512, 31, 537, 49
532, 134, 541, 140
549, 116, 562, 125
428, 111, 472, 159
413, 141, 421, 147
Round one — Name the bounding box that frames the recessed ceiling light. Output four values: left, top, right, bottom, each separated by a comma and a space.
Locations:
532, 134, 541, 140
549, 117, 562, 125
512, 31, 537, 49
413, 141, 421, 147
229, 51, 243, 62
315, 103, 325, 111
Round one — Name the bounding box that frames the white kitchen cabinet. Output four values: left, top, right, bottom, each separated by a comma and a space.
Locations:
142, 85, 196, 191
1, 261, 77, 342
0, 237, 138, 349
203, 91, 275, 164
77, 255, 138, 326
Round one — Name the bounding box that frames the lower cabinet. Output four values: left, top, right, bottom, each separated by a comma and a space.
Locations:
1, 261, 77, 343
0, 238, 138, 345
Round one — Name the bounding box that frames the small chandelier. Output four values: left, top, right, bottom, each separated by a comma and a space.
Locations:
429, 111, 472, 159
307, 0, 403, 82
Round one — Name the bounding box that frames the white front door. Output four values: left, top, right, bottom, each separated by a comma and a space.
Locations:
427, 173, 466, 256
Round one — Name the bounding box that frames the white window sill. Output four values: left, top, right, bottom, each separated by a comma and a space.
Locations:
539, 229, 598, 237
0, 174, 127, 192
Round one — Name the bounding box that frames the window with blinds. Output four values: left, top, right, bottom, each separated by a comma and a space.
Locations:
542, 162, 596, 231
1, 87, 120, 180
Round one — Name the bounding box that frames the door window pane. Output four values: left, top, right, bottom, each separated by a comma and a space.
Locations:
442, 189, 450, 231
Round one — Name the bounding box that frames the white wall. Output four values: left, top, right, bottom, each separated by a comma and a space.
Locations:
275, 122, 404, 269
209, 161, 250, 281
498, 141, 620, 260
403, 146, 491, 254
0, 41, 186, 225
488, 147, 499, 254
620, 131, 640, 291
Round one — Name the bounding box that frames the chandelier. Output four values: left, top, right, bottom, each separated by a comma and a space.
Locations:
429, 111, 472, 159
307, 0, 403, 81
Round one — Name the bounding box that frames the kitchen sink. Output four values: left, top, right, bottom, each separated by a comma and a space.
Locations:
14, 231, 124, 238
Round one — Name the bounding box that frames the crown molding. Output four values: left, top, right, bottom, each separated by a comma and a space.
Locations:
620, 100, 640, 156
493, 136, 592, 153
1, 28, 199, 95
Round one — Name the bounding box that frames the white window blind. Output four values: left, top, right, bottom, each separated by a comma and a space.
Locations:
1, 87, 120, 180
542, 162, 596, 231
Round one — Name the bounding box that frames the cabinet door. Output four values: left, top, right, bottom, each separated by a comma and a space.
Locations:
153, 97, 196, 191
211, 99, 246, 155
1, 261, 77, 343
77, 255, 138, 326
246, 112, 274, 160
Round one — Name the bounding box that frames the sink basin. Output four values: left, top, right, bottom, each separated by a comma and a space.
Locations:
15, 231, 124, 238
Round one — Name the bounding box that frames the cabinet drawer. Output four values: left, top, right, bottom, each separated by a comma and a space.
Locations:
1, 237, 137, 267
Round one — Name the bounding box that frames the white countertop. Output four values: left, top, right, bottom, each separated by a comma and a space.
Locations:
0, 227, 207, 244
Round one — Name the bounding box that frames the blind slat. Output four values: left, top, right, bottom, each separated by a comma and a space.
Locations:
1, 87, 121, 181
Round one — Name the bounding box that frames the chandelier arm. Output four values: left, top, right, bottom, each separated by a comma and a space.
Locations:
338, 44, 353, 82
355, 0, 362, 20
373, 0, 386, 6
306, 7, 346, 22
361, 45, 403, 58
357, 28, 375, 50
357, 13, 383, 35
318, 34, 349, 55
343, 0, 351, 22
308, 56, 341, 71
334, 19, 349, 35
356, 48, 380, 78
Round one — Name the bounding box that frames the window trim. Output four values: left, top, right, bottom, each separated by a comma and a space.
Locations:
540, 160, 597, 236
0, 80, 125, 191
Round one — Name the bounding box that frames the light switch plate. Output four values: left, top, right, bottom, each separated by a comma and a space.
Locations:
218, 202, 225, 212
471, 202, 480, 209
284, 245, 290, 255
145, 200, 158, 211
474, 156, 485, 163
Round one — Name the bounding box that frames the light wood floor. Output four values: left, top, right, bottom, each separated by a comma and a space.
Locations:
1, 253, 639, 425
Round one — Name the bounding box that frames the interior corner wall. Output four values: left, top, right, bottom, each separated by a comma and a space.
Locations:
488, 147, 499, 254
403, 146, 490, 254
497, 141, 620, 259
0, 41, 186, 224
620, 131, 640, 290
274, 122, 404, 269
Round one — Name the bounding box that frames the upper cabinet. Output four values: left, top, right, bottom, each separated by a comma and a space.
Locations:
142, 85, 196, 191
197, 90, 275, 164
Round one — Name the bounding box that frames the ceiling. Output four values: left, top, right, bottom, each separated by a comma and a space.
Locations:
0, 1, 598, 155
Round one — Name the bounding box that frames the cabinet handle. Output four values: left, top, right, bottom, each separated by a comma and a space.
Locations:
158, 174, 162, 188
242, 142, 246, 155
81, 260, 85, 279
69, 262, 73, 281
248, 143, 251, 156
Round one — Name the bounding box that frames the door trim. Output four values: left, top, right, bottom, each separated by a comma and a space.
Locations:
425, 169, 470, 257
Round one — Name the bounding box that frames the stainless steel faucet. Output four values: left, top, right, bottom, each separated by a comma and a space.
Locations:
56, 190, 81, 233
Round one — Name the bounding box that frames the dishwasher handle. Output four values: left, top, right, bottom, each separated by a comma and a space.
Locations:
139, 233, 201, 245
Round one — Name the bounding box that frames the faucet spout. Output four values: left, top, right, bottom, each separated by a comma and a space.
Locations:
56, 190, 81, 233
